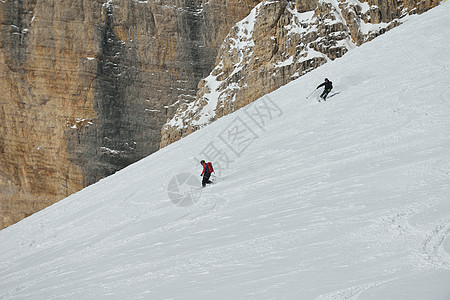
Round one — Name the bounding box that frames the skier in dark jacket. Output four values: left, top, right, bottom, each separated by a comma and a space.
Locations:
317, 78, 333, 101
200, 160, 213, 187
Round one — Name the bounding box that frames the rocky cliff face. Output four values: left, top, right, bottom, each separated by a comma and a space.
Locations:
0, 0, 261, 229
160, 0, 441, 148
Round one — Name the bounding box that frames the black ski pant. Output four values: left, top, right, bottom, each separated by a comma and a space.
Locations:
202, 173, 212, 187
320, 89, 331, 100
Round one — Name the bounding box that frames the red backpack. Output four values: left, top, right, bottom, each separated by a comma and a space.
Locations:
206, 162, 214, 173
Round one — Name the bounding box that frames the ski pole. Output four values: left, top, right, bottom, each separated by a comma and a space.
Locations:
306, 88, 317, 99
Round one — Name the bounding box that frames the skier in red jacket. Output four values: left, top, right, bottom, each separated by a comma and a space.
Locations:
200, 160, 213, 187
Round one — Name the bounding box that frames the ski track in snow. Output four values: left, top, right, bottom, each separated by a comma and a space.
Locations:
1, 2, 450, 300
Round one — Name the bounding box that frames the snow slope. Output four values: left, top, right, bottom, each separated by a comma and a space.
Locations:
1, 2, 450, 299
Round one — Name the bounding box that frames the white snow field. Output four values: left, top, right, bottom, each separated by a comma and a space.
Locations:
1, 2, 450, 299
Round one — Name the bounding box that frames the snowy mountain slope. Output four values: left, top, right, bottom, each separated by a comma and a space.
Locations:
1, 2, 450, 299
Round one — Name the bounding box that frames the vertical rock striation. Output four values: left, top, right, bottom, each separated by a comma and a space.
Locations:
1, 0, 99, 228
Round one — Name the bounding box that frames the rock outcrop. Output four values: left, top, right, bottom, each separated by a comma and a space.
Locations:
0, 0, 261, 229
160, 0, 442, 148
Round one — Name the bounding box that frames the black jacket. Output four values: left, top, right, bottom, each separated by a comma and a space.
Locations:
318, 81, 333, 91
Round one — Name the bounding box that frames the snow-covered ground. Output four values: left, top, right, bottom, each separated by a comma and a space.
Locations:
1, 2, 450, 299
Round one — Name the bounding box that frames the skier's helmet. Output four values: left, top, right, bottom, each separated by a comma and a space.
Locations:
325, 78, 329, 81
200, 160, 205, 164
